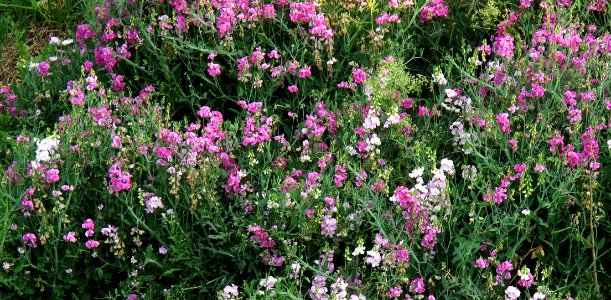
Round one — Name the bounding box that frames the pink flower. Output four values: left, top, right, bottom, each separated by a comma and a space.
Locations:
159, 246, 168, 254
84, 61, 93, 72
45, 168, 60, 184
474, 258, 489, 269
507, 139, 518, 151
85, 240, 100, 249
38, 62, 51, 77
496, 113, 511, 133
112, 74, 125, 92
496, 260, 513, 280
111, 136, 122, 149
352, 68, 368, 84
207, 62, 221, 77
388, 285, 402, 298
108, 161, 133, 193
288, 85, 299, 93
101, 225, 116, 236
298, 66, 312, 78
420, 0, 449, 23
409, 277, 425, 293
82, 218, 95, 231
505, 286, 521, 300
494, 34, 515, 58
518, 271, 534, 287
22, 233, 37, 248
63, 232, 78, 242
320, 216, 337, 237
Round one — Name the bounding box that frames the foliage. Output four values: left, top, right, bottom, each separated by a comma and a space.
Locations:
1, 0, 610, 299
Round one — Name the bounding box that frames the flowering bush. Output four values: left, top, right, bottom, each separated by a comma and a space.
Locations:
1, 0, 610, 299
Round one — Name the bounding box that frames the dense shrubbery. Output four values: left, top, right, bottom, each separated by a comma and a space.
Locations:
1, 0, 610, 299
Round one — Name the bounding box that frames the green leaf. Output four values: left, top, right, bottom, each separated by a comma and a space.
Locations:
161, 268, 182, 277
596, 237, 605, 251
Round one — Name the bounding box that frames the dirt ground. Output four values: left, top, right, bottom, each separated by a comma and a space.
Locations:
1, 26, 63, 86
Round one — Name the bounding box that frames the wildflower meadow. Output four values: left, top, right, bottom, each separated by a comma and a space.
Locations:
0, 0, 610, 299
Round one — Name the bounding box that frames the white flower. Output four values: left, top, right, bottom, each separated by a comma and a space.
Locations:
531, 292, 546, 300
366, 248, 381, 267
367, 134, 381, 146
61, 39, 74, 45
444, 88, 458, 98
504, 286, 521, 300
440, 158, 455, 175
384, 113, 400, 128
49, 37, 61, 44
34, 136, 60, 162
219, 284, 239, 300
409, 167, 424, 179
352, 246, 366, 256
607, 139, 611, 150
363, 110, 380, 131
521, 209, 531, 216
432, 72, 447, 85
145, 196, 164, 213
259, 276, 278, 290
